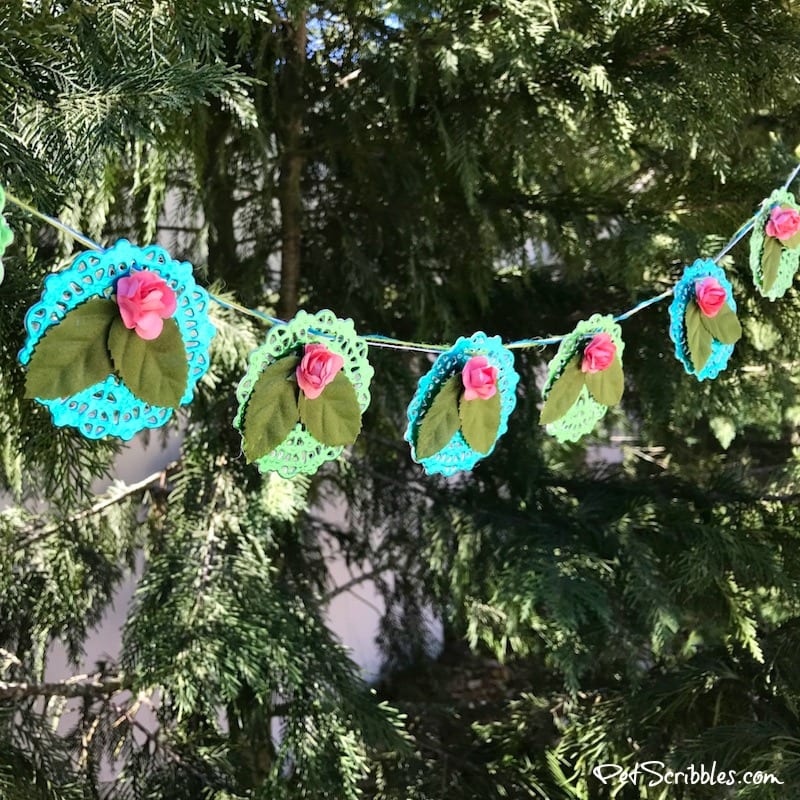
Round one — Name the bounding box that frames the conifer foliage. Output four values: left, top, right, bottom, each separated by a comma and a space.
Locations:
3, 1, 800, 798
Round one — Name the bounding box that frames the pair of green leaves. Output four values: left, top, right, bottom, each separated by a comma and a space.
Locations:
24, 298, 187, 407
416, 372, 501, 459
540, 352, 624, 425
242, 354, 361, 462
684, 299, 742, 372
761, 205, 800, 292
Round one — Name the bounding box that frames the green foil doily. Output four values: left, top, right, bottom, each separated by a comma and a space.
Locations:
541, 314, 624, 443
233, 309, 374, 477
749, 188, 800, 301
0, 185, 14, 285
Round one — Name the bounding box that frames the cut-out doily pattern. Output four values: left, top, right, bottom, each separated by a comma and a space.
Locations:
542, 314, 624, 443
18, 239, 215, 439
668, 259, 737, 381
233, 309, 373, 477
749, 189, 800, 300
0, 185, 13, 285
404, 332, 518, 476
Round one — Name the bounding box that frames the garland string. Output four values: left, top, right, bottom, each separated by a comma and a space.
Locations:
4, 192, 101, 252
6, 161, 800, 354
208, 294, 284, 326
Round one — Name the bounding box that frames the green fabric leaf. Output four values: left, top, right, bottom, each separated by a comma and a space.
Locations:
459, 390, 501, 454
25, 298, 116, 399
782, 231, 800, 250
685, 302, 713, 372
761, 236, 783, 292
540, 357, 585, 425
416, 374, 461, 458
585, 356, 624, 406
699, 303, 742, 345
108, 317, 188, 407
242, 355, 300, 462
298, 371, 362, 447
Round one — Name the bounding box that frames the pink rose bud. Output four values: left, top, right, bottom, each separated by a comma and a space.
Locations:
765, 205, 800, 241
462, 355, 499, 401
116, 271, 178, 340
694, 277, 727, 318
296, 343, 344, 399
581, 333, 617, 373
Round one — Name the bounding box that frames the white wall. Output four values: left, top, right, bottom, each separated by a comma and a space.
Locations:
47, 433, 416, 688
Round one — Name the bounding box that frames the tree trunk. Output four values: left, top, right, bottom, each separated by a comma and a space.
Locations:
202, 98, 239, 289
277, 11, 307, 320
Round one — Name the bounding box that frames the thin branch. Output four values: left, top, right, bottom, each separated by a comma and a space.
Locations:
0, 649, 23, 673
323, 569, 387, 601
0, 673, 125, 702
335, 68, 362, 88
345, 590, 384, 617
628, 447, 669, 471
192, 456, 228, 607
109, 696, 158, 745
153, 224, 203, 233
20, 464, 176, 548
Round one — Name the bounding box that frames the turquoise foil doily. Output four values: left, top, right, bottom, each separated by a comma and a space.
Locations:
233, 309, 374, 478
668, 259, 737, 381
404, 332, 519, 476
18, 239, 215, 439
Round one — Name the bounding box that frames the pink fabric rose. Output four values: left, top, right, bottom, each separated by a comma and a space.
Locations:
581, 333, 616, 373
694, 277, 727, 318
116, 271, 178, 340
462, 355, 498, 401
296, 343, 344, 399
765, 206, 800, 241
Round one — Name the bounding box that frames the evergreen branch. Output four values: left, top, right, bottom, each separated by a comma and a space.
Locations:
193, 457, 227, 599
107, 696, 159, 747
0, 673, 125, 702
0, 649, 23, 674
19, 464, 176, 548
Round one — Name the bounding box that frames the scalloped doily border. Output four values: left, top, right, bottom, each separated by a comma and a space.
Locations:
18, 239, 215, 440
233, 309, 374, 478
749, 189, 800, 301
404, 332, 519, 476
541, 314, 625, 443
668, 259, 737, 382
